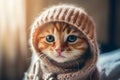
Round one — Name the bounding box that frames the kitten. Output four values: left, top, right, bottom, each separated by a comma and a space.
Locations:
25, 4, 100, 80
36, 22, 89, 63
27, 22, 91, 80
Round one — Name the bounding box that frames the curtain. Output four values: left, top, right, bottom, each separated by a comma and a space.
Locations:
0, 0, 29, 80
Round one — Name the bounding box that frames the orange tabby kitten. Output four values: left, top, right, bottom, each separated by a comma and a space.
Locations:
36, 22, 89, 63
27, 22, 91, 80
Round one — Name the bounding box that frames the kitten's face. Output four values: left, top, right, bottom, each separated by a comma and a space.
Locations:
37, 22, 88, 63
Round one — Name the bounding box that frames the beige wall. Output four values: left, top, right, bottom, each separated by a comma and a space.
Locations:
26, 0, 109, 44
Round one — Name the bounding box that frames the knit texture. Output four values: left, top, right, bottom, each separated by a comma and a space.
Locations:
29, 4, 99, 80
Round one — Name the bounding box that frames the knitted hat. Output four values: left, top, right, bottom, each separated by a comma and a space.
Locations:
30, 4, 99, 79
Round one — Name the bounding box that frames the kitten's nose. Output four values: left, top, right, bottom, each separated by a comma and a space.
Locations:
55, 48, 63, 55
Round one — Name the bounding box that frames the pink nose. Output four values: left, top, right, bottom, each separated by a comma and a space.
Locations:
55, 48, 63, 55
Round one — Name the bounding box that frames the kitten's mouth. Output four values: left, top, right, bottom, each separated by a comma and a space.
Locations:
56, 55, 66, 58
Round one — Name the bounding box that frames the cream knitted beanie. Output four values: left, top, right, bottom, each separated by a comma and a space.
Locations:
30, 4, 99, 80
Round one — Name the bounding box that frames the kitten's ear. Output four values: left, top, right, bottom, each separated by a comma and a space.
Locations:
33, 27, 41, 52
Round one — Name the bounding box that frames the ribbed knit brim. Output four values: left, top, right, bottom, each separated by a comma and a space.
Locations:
30, 4, 99, 78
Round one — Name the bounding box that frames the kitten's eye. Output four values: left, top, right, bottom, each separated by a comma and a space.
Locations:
67, 35, 77, 42
46, 35, 55, 42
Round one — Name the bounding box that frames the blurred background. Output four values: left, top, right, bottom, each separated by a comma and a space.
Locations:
0, 0, 120, 80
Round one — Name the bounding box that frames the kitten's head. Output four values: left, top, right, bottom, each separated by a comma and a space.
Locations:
34, 22, 88, 63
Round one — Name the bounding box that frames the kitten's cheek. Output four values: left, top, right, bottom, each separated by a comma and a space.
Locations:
53, 52, 59, 56
49, 52, 56, 58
